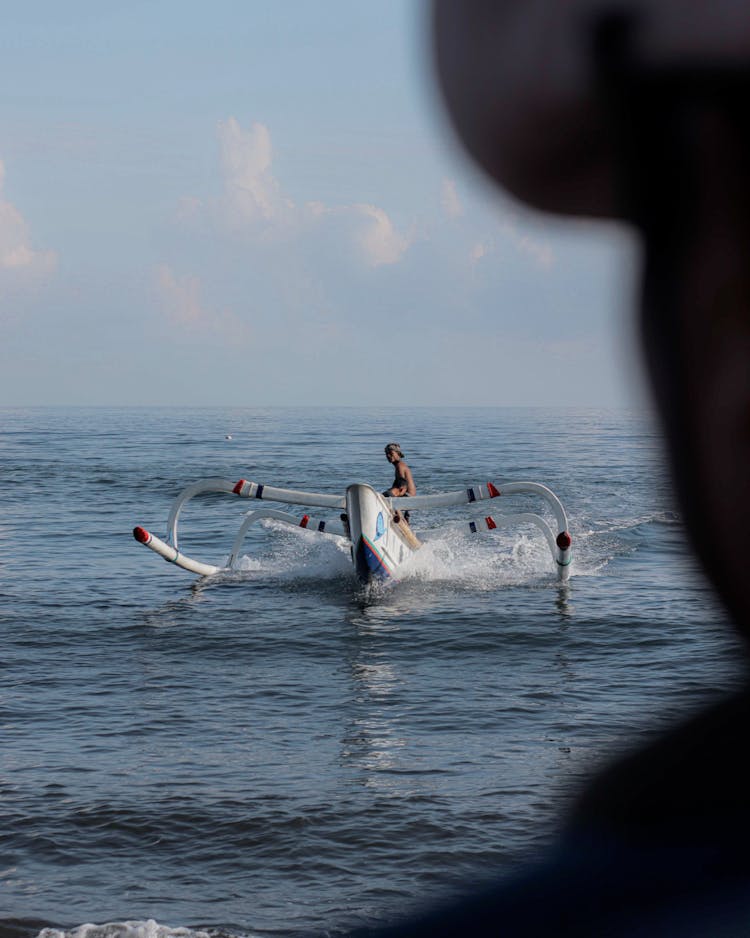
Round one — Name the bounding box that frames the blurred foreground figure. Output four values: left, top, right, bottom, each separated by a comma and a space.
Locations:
354, 2, 750, 934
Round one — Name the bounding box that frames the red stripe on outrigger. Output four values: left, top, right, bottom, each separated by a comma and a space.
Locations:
233, 479, 247, 495
487, 482, 501, 497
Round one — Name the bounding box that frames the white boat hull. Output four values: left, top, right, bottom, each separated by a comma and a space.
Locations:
346, 483, 420, 582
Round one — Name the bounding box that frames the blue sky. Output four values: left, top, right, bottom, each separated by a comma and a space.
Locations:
0, 1, 644, 407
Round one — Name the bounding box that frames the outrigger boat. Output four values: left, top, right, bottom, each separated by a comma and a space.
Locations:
133, 476, 573, 583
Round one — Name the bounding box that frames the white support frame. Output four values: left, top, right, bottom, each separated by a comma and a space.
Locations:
135, 476, 572, 581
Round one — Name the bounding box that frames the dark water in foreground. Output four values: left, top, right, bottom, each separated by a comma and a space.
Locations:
1, 407, 744, 937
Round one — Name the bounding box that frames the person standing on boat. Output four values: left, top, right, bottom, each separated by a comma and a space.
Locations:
383, 442, 416, 524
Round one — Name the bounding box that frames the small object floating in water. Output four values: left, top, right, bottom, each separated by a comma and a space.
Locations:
132, 473, 572, 584
225, 435, 233, 440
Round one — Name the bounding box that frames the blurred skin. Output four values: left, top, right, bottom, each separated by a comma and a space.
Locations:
343, 8, 750, 934
433, 0, 750, 635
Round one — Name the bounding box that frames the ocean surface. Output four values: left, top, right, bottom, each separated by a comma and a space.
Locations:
1, 406, 746, 938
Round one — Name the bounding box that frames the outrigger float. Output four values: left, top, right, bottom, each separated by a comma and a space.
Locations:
133, 477, 572, 584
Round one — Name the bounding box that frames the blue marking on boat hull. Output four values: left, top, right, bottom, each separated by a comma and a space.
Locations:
354, 535, 392, 582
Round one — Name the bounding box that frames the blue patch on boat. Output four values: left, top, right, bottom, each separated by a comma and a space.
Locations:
355, 536, 391, 581
375, 511, 385, 541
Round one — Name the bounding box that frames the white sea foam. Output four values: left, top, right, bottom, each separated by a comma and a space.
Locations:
38, 921, 215, 938
227, 520, 352, 580
225, 519, 563, 591
191, 508, 638, 594
223, 554, 263, 573
404, 526, 557, 589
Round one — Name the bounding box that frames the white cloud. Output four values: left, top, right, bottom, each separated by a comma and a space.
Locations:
0, 160, 57, 275
434, 175, 555, 275
441, 178, 463, 218
470, 241, 488, 266
352, 203, 411, 267
185, 118, 412, 267
217, 118, 296, 229
505, 224, 554, 268
155, 264, 250, 343
493, 205, 554, 269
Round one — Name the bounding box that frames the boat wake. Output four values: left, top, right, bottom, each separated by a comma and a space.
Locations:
218, 520, 563, 594
206, 508, 680, 597
570, 509, 682, 575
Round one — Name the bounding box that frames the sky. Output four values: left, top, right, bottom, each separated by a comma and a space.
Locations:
0, 1, 646, 408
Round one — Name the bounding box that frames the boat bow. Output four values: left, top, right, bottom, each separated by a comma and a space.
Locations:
346, 484, 421, 582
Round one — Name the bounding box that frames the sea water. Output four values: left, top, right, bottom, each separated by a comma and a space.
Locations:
1, 406, 745, 937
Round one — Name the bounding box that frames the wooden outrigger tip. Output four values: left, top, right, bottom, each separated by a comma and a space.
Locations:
133, 477, 572, 584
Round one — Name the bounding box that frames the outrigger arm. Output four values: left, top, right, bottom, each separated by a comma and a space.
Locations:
389, 480, 572, 576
